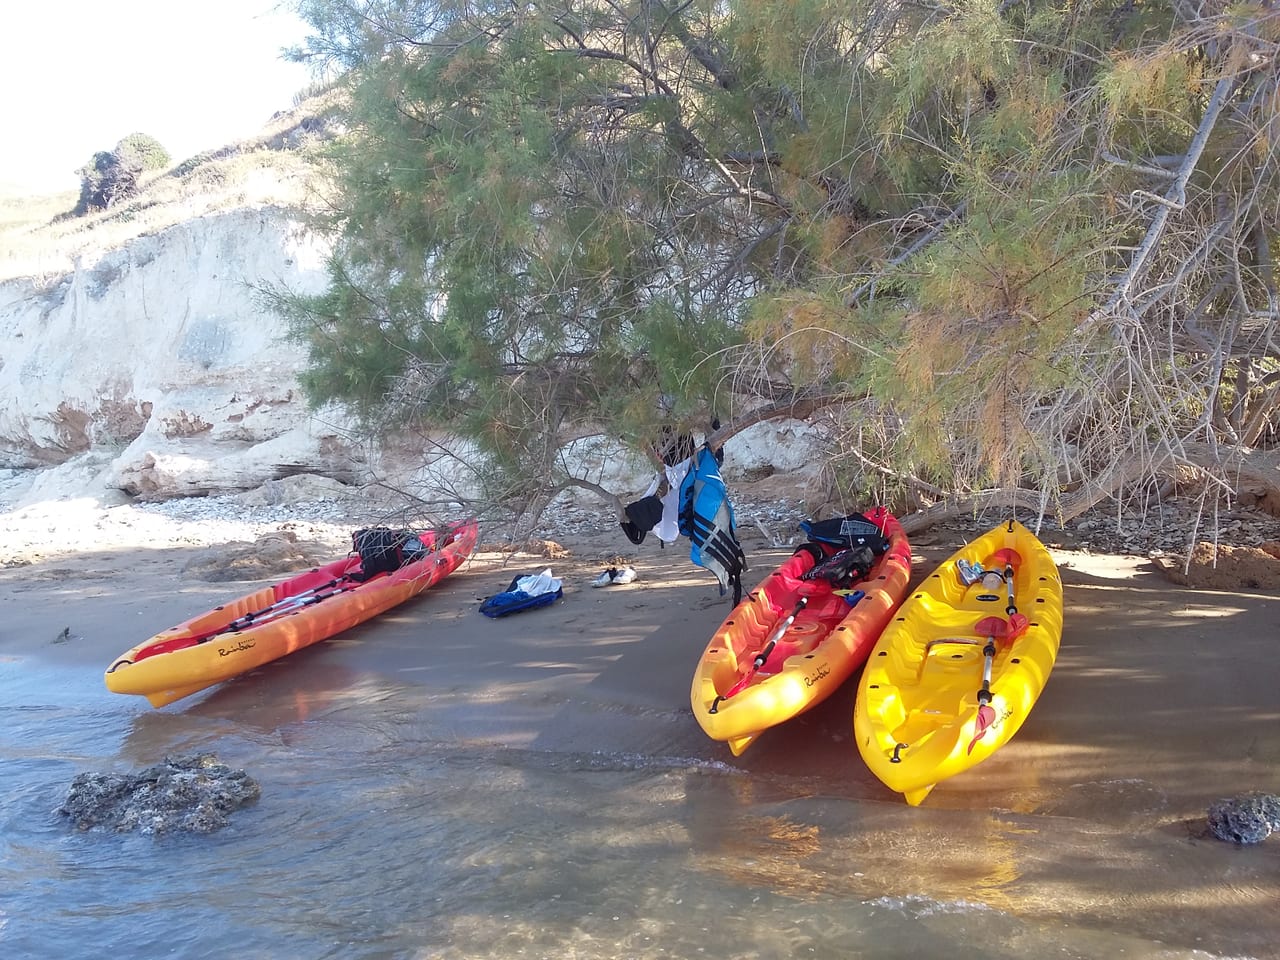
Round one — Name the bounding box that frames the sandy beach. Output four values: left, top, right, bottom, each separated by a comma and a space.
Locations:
2, 492, 1279, 959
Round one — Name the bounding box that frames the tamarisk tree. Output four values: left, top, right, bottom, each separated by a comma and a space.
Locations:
276, 0, 1280, 529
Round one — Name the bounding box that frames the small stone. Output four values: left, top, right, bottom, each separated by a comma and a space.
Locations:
1206, 792, 1280, 845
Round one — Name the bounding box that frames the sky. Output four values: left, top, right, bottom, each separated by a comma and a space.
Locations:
0, 0, 315, 194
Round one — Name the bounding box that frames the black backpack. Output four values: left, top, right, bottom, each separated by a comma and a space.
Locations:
351, 527, 426, 581
799, 513, 890, 555
799, 544, 877, 589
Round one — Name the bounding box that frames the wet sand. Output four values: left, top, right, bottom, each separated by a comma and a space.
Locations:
3, 522, 1278, 958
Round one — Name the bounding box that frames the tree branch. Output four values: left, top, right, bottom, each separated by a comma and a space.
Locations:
703, 390, 851, 452
844, 203, 967, 308
1094, 72, 1238, 323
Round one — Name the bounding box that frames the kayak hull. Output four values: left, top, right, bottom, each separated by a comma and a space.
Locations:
105, 518, 478, 707
691, 507, 912, 755
854, 519, 1063, 804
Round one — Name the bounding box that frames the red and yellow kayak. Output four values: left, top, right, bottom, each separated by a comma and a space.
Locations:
691, 507, 912, 755
105, 518, 478, 708
854, 519, 1064, 805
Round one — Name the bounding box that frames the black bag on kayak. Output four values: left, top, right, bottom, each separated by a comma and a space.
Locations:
351, 527, 426, 581
799, 544, 877, 589
799, 513, 890, 555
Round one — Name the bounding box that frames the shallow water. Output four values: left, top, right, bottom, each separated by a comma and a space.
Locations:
2, 548, 1278, 960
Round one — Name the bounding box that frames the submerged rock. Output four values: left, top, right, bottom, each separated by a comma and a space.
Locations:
1207, 792, 1280, 845
59, 753, 260, 834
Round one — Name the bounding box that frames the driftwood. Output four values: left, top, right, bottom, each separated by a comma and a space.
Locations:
894, 443, 1280, 535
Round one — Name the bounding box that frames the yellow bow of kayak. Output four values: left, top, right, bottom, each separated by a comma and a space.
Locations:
854, 519, 1063, 805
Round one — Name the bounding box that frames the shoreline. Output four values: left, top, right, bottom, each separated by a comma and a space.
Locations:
3, 488, 1279, 959
7, 455, 1280, 562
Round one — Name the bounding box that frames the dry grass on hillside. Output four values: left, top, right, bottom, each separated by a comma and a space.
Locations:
0, 90, 343, 285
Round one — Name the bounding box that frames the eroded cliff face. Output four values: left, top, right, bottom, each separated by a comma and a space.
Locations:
0, 207, 365, 501
0, 197, 827, 512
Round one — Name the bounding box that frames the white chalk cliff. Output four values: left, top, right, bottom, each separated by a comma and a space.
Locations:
0, 144, 824, 512
0, 201, 371, 505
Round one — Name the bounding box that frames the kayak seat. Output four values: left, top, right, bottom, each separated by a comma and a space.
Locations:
756, 620, 825, 673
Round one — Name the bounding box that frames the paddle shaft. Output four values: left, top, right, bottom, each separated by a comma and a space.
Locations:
990, 538, 1023, 617
979, 637, 996, 701
199, 583, 357, 642
754, 597, 809, 669
235, 577, 346, 625
709, 597, 809, 712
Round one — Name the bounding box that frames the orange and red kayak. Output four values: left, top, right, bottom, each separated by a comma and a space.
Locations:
105, 518, 478, 708
690, 507, 912, 755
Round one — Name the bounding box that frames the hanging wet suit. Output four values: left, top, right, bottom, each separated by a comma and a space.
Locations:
620, 429, 697, 547
620, 492, 664, 546
678, 442, 746, 605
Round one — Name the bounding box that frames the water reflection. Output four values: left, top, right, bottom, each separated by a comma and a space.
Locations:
3, 630, 1277, 959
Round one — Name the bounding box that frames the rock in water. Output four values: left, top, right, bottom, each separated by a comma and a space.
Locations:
59, 753, 260, 834
1206, 792, 1280, 845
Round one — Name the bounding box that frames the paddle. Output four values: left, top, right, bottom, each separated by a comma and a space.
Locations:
198, 575, 365, 636
130, 578, 357, 662
975, 543, 1025, 711
968, 615, 1003, 754
966, 612, 1030, 753
989, 547, 1022, 616
708, 597, 809, 713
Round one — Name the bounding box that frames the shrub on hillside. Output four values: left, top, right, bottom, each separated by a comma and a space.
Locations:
73, 133, 170, 216
74, 151, 136, 214
116, 132, 170, 171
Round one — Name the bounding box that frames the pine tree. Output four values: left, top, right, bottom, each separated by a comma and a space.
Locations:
276, 0, 1280, 526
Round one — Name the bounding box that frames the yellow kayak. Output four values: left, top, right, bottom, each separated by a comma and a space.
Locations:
692, 507, 912, 756
854, 519, 1063, 805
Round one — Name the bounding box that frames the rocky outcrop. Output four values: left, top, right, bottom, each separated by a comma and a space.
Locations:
180, 528, 343, 582
58, 754, 260, 834
0, 206, 361, 499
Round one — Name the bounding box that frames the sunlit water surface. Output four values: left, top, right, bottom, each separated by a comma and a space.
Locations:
1, 639, 1271, 960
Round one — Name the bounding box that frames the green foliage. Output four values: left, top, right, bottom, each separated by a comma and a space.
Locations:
277, 0, 1280, 512
72, 132, 169, 216
115, 132, 170, 170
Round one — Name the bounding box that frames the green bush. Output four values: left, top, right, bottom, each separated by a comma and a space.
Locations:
73, 133, 169, 215
115, 132, 170, 171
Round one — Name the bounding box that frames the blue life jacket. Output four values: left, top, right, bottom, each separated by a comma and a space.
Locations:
678, 444, 746, 604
